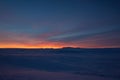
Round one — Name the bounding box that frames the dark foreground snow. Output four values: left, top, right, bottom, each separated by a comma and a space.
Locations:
0, 48, 120, 80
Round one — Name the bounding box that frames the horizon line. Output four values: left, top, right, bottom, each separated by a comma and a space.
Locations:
0, 47, 120, 49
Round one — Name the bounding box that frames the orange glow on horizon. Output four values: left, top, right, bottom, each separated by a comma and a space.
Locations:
0, 42, 119, 49
0, 42, 78, 49
0, 43, 63, 49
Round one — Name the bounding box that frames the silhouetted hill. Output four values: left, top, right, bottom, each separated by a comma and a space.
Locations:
0, 47, 120, 54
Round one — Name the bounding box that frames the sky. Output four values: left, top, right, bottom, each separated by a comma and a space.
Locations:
0, 0, 120, 48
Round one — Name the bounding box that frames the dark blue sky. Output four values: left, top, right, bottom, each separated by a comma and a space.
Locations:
0, 0, 120, 48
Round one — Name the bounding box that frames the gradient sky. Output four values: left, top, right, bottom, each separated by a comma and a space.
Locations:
0, 0, 120, 48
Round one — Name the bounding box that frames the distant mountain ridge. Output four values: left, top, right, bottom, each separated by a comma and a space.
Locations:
0, 47, 120, 55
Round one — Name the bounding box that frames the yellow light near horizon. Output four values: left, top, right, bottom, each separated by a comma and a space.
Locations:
0, 43, 64, 49
0, 42, 119, 49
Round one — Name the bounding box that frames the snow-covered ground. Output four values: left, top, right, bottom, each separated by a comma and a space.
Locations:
0, 48, 120, 80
